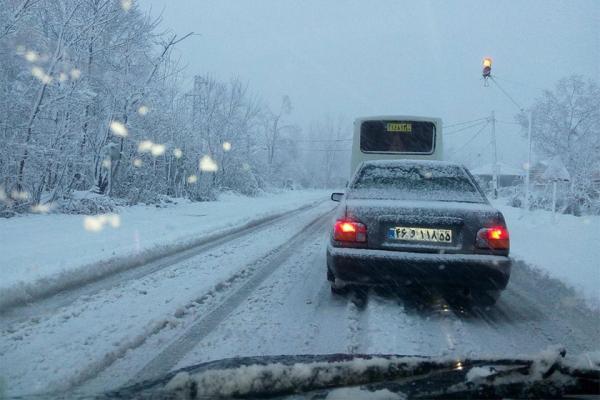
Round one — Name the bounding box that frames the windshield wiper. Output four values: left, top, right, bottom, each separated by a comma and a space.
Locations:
100, 348, 599, 399
379, 348, 600, 399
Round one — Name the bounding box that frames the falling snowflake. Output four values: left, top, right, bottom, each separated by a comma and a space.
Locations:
150, 144, 166, 157
24, 50, 39, 62
121, 0, 133, 11
110, 121, 128, 137
70, 68, 81, 80
31, 67, 52, 84
138, 140, 153, 153
199, 155, 218, 172
83, 214, 121, 232
137, 105, 149, 116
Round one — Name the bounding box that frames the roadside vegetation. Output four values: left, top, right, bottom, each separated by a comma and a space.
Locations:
0, 0, 349, 217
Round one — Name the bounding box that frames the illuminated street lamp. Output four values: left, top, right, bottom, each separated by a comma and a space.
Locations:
482, 57, 492, 78
481, 57, 497, 197
481, 56, 534, 211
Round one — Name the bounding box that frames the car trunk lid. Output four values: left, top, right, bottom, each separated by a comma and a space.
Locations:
345, 198, 500, 254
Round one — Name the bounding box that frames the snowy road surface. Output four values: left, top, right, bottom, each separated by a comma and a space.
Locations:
0, 190, 328, 310
1, 200, 599, 397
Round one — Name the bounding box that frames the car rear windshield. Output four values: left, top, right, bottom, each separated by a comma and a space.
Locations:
349, 164, 486, 203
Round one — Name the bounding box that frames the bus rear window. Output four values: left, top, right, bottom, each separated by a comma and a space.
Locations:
360, 120, 436, 154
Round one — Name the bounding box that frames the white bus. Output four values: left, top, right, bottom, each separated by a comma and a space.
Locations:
350, 115, 443, 175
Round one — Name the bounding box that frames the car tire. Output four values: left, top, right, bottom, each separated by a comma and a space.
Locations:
327, 267, 335, 282
472, 289, 501, 306
330, 284, 349, 296
328, 266, 348, 295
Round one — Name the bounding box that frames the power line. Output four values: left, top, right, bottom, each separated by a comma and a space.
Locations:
490, 76, 524, 111
445, 119, 489, 136
448, 121, 490, 156
492, 75, 546, 92
443, 118, 488, 129
496, 119, 521, 126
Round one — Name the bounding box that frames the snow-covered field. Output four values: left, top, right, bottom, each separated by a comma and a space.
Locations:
0, 190, 327, 309
493, 200, 600, 308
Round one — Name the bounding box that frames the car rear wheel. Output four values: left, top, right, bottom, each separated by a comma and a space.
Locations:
327, 266, 348, 295
330, 284, 349, 295
327, 267, 335, 282
471, 289, 501, 306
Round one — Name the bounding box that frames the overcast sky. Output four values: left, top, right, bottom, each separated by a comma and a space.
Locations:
139, 0, 599, 167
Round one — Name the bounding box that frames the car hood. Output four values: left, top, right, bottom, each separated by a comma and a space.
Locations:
100, 349, 599, 399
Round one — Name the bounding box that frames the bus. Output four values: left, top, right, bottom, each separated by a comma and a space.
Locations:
350, 115, 443, 175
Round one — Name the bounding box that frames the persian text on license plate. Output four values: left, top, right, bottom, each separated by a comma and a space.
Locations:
388, 227, 452, 243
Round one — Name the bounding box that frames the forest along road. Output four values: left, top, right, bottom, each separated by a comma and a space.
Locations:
1, 201, 599, 398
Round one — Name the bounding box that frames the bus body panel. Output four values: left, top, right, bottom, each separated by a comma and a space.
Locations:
351, 115, 443, 176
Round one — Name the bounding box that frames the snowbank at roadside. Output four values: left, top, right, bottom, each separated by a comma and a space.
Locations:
493, 200, 600, 308
0, 190, 328, 309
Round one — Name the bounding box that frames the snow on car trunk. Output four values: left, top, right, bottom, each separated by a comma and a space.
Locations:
345, 198, 502, 252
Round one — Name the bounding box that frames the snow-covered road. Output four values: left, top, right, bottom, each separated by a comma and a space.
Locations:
1, 200, 599, 398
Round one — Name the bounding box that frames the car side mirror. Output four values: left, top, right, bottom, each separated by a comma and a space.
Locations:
331, 192, 344, 202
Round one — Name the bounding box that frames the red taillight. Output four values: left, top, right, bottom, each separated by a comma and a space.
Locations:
476, 226, 509, 250
334, 219, 367, 242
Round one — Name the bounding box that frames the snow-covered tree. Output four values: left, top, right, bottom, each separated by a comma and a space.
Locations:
0, 0, 313, 216
517, 75, 600, 213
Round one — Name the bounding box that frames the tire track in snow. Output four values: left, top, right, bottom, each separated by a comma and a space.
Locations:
344, 290, 369, 354
1, 204, 333, 397
0, 200, 325, 325
356, 292, 416, 355
81, 219, 340, 394
128, 211, 332, 384
495, 262, 600, 355
168, 228, 354, 370
20, 215, 598, 397
423, 260, 600, 358
353, 287, 500, 358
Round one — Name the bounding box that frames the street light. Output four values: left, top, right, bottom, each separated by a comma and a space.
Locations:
481, 58, 498, 198
482, 57, 492, 78
481, 57, 534, 210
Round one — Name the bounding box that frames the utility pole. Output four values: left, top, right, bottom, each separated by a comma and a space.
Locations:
490, 110, 498, 199
185, 75, 206, 148
190, 75, 206, 120
524, 110, 533, 210
482, 58, 534, 209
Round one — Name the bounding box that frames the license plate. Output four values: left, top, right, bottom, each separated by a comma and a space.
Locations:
388, 226, 452, 243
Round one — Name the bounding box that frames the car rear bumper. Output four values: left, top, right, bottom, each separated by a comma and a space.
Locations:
327, 245, 511, 290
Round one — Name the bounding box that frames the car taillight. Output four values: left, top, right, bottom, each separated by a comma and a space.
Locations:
333, 219, 367, 242
476, 226, 509, 250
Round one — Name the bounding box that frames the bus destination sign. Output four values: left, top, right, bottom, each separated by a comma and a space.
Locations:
386, 122, 412, 133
